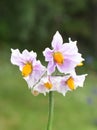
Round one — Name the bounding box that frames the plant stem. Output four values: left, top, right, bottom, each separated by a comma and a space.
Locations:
47, 91, 54, 130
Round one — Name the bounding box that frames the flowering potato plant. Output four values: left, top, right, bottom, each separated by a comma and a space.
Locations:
11, 31, 87, 130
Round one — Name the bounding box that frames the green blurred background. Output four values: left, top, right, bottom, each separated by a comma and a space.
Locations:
0, 0, 97, 130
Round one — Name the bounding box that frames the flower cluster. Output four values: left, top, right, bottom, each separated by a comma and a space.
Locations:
11, 31, 87, 96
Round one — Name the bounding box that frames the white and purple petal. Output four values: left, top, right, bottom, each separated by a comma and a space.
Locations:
51, 31, 63, 50
43, 48, 53, 61
47, 61, 56, 75
11, 49, 23, 66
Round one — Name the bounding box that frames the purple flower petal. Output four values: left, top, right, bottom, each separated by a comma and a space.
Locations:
61, 42, 78, 55
11, 49, 23, 66
51, 31, 63, 50
74, 74, 87, 87
22, 49, 37, 62
43, 48, 53, 61
47, 61, 56, 75
57, 59, 75, 73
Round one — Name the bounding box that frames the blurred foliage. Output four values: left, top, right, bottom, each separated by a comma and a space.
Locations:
0, 0, 97, 56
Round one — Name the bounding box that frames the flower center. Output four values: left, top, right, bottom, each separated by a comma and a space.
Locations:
53, 52, 64, 65
44, 82, 52, 89
66, 77, 75, 90
22, 63, 33, 77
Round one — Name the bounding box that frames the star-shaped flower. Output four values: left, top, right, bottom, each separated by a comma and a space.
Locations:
33, 76, 59, 95
43, 31, 84, 75
58, 72, 87, 96
11, 49, 46, 88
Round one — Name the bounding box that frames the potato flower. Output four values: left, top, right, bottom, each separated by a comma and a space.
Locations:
57, 72, 87, 96
43, 31, 84, 75
11, 49, 46, 88
33, 76, 59, 95
10, 31, 87, 130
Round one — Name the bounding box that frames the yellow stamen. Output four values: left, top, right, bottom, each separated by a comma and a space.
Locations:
77, 62, 83, 67
66, 77, 75, 90
22, 63, 33, 77
44, 82, 52, 89
53, 52, 64, 65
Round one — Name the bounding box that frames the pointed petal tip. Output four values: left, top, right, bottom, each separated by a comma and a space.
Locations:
11, 48, 14, 52
52, 31, 63, 49
56, 30, 59, 32
54, 30, 61, 36
69, 37, 77, 44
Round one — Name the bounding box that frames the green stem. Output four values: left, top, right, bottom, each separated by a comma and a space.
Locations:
47, 91, 54, 130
